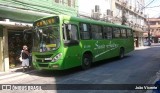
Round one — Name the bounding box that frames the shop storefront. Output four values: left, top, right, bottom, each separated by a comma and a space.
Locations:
0, 21, 32, 72
133, 28, 145, 47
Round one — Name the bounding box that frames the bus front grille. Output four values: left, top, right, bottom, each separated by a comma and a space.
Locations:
35, 54, 53, 58
38, 64, 48, 67
36, 59, 52, 63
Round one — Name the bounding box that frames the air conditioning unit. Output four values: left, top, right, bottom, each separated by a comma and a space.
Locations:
106, 9, 113, 16
144, 14, 147, 18
134, 8, 136, 12
122, 1, 128, 6
122, 2, 126, 6
95, 5, 100, 12
129, 6, 132, 9
107, 9, 110, 15
92, 12, 100, 19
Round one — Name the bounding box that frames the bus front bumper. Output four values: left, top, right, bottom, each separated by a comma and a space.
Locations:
32, 60, 64, 70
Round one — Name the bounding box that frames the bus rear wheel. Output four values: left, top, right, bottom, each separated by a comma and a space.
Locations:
82, 53, 92, 70
119, 48, 125, 59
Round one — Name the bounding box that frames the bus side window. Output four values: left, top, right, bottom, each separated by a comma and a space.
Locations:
91, 25, 103, 39
107, 27, 112, 39
103, 26, 108, 39
80, 23, 91, 40
63, 24, 78, 41
127, 29, 133, 37
103, 26, 112, 39
113, 27, 121, 38
121, 28, 127, 38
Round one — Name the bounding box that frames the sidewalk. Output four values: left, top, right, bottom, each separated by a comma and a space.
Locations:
135, 46, 151, 50
0, 67, 35, 80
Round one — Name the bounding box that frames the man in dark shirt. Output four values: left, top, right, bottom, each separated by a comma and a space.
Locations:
21, 45, 30, 72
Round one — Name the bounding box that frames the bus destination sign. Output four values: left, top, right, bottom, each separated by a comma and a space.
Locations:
35, 17, 59, 27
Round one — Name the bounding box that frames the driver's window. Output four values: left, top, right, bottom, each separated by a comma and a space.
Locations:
64, 24, 78, 41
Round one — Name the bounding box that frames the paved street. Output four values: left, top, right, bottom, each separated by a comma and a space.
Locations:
0, 44, 160, 93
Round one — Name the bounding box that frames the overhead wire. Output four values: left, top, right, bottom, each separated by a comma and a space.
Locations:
145, 0, 155, 8
146, 4, 160, 8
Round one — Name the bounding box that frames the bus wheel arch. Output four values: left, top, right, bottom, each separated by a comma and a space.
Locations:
119, 47, 125, 59
81, 51, 93, 70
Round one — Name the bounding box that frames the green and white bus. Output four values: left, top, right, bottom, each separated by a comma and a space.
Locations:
30, 15, 134, 70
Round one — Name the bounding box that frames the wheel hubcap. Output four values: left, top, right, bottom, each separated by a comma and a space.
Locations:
84, 58, 90, 65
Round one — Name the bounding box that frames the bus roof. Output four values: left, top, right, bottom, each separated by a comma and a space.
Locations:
63, 15, 131, 28
34, 15, 131, 29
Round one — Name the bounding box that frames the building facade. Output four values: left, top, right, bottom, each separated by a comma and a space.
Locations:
0, 0, 78, 72
0, 0, 78, 22
78, 0, 147, 47
144, 18, 160, 43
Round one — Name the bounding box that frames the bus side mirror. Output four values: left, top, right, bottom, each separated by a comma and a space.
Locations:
67, 24, 72, 31
23, 29, 33, 41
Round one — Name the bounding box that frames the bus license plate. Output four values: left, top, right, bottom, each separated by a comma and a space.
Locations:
45, 58, 52, 60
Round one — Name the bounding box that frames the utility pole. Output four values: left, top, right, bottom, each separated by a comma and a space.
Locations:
122, 10, 126, 25
121, 3, 127, 25
147, 15, 151, 46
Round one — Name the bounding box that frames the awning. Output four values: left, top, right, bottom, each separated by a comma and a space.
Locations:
0, 21, 32, 29
132, 28, 146, 33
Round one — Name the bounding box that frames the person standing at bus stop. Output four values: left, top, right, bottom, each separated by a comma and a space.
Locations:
21, 45, 30, 72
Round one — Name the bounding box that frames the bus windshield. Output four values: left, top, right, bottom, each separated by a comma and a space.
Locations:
33, 25, 60, 52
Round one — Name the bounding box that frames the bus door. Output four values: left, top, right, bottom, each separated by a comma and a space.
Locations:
62, 23, 81, 68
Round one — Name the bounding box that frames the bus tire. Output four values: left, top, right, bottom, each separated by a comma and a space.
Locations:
119, 48, 125, 59
82, 53, 92, 70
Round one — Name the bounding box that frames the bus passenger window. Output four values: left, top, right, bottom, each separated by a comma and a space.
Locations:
64, 24, 78, 41
103, 26, 112, 39
121, 28, 127, 38
113, 28, 121, 38
127, 29, 133, 37
103, 27, 108, 39
91, 25, 102, 39
107, 27, 112, 39
80, 23, 91, 40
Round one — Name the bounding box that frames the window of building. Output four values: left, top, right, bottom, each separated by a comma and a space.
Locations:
91, 25, 103, 39
55, 0, 60, 3
80, 23, 91, 40
103, 26, 112, 39
67, 0, 75, 7
72, 0, 75, 7
54, 0, 65, 4
113, 27, 121, 38
68, 0, 71, 6
149, 21, 156, 25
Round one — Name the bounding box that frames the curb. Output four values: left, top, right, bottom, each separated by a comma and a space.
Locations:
135, 46, 151, 50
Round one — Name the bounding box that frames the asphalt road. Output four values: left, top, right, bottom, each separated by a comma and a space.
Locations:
0, 44, 160, 93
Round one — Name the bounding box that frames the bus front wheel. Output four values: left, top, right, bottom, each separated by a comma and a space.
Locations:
82, 54, 92, 70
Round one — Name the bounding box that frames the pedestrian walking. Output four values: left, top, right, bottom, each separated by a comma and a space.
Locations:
20, 45, 30, 72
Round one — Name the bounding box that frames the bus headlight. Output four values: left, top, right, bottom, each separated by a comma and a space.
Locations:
52, 53, 62, 62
